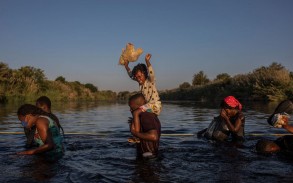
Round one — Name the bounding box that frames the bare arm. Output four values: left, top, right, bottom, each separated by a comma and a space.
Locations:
132, 109, 142, 132
131, 129, 159, 142
17, 118, 54, 155
283, 124, 293, 133
282, 117, 293, 133
124, 60, 134, 79
220, 109, 242, 133
145, 53, 152, 67
145, 53, 156, 82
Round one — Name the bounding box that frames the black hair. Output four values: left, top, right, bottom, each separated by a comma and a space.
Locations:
131, 63, 148, 79
36, 96, 51, 109
18, 103, 64, 135
255, 139, 280, 154
17, 104, 50, 118
128, 93, 146, 105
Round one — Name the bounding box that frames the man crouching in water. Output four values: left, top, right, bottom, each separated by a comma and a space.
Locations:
128, 93, 161, 159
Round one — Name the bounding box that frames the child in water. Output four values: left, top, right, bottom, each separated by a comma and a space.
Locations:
124, 53, 162, 143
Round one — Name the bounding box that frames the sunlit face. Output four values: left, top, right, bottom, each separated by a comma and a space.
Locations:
134, 70, 146, 85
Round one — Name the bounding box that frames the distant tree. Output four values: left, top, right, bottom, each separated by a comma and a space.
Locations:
0, 62, 12, 80
117, 91, 130, 100
85, 83, 98, 92
192, 71, 210, 86
179, 82, 191, 90
74, 81, 81, 85
215, 73, 231, 82
18, 66, 46, 83
55, 76, 66, 83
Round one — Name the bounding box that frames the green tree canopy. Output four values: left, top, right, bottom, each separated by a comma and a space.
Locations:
215, 73, 231, 82
55, 76, 66, 83
192, 71, 210, 86
179, 82, 191, 90
85, 83, 98, 92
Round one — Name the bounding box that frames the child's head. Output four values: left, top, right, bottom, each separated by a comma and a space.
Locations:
36, 96, 52, 113
128, 93, 146, 112
132, 63, 148, 85
256, 139, 280, 154
220, 96, 242, 117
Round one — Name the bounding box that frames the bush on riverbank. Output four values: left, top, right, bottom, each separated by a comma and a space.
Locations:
160, 63, 293, 102
0, 62, 116, 103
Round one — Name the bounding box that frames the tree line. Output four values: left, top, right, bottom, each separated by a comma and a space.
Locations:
1, 62, 292, 103
0, 62, 116, 103
160, 62, 293, 102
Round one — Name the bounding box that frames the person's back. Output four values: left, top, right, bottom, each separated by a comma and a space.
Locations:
137, 112, 161, 157
128, 93, 161, 159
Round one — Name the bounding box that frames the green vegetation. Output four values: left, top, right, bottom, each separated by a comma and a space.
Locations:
160, 63, 293, 102
2, 62, 292, 103
0, 62, 116, 103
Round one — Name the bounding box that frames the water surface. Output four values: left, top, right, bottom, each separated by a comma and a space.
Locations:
1, 101, 293, 182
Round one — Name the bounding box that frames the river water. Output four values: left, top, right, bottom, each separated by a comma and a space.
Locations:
1, 101, 293, 182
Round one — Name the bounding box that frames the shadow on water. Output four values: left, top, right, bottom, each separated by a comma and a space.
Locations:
1, 101, 293, 182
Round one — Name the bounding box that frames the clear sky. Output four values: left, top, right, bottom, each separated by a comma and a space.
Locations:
0, 0, 292, 92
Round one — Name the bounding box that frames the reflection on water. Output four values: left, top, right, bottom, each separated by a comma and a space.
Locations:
1, 101, 293, 182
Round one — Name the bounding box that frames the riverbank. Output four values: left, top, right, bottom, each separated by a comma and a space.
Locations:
160, 63, 293, 102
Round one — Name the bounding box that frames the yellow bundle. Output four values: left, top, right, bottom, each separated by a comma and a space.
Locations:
118, 43, 143, 65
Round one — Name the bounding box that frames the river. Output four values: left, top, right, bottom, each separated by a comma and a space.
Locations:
1, 101, 293, 182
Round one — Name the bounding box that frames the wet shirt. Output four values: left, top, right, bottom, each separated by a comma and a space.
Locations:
136, 112, 161, 157
34, 116, 64, 156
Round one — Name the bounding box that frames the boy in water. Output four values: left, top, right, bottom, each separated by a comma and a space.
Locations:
124, 53, 162, 142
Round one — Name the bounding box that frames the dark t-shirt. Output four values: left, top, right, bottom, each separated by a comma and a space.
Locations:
136, 112, 161, 157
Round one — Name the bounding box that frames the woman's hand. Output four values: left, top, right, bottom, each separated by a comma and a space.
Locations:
17, 149, 35, 155
220, 109, 229, 121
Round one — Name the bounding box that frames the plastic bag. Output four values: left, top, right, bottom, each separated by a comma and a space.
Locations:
269, 112, 290, 128
118, 43, 143, 65
204, 116, 229, 141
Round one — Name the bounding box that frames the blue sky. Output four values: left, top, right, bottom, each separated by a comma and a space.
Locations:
0, 0, 292, 92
